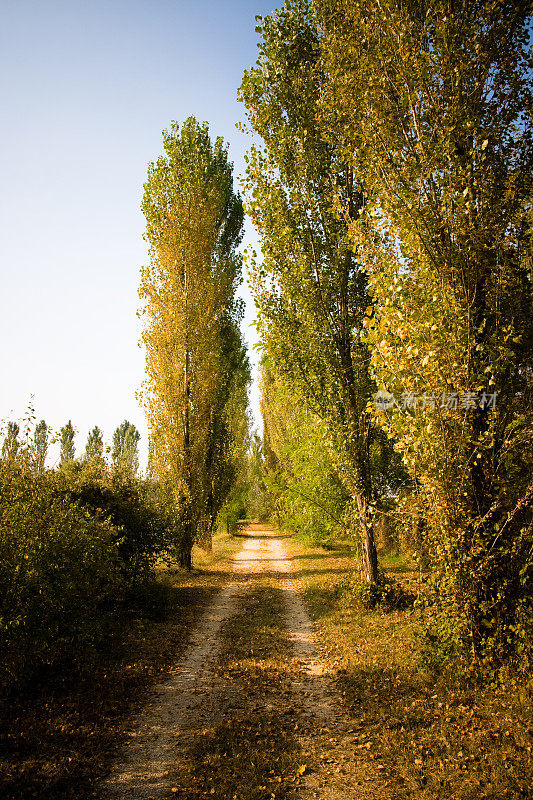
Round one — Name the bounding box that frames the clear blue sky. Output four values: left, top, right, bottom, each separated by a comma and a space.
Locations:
0, 0, 276, 467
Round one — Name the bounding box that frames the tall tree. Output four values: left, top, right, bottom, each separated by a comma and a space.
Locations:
84, 425, 104, 465
1, 422, 19, 461
318, 0, 533, 665
239, 0, 399, 581
139, 117, 246, 568
59, 421, 75, 467
112, 420, 140, 478
32, 419, 48, 474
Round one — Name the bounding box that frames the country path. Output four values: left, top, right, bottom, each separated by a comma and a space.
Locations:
99, 525, 389, 800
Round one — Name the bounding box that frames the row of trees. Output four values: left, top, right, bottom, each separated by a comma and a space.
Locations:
2, 417, 141, 477
240, 0, 533, 674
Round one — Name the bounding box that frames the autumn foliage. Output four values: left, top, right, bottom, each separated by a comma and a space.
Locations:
242, 0, 533, 676
139, 118, 250, 568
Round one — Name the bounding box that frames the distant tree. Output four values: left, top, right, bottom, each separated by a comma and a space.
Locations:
216, 344, 253, 535
2, 422, 19, 461
146, 435, 156, 481
260, 362, 351, 542
59, 421, 76, 466
112, 420, 140, 478
84, 426, 104, 465
245, 433, 268, 523
199, 315, 251, 548
32, 420, 48, 474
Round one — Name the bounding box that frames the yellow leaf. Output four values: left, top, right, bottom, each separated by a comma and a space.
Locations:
295, 764, 307, 777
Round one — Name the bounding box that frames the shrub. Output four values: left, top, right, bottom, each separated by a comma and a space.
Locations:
67, 468, 171, 587
0, 462, 120, 691
334, 570, 415, 612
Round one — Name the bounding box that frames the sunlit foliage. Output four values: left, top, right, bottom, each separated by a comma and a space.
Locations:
139, 117, 250, 567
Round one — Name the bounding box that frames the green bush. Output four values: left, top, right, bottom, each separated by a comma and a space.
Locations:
0, 463, 120, 690
67, 468, 171, 586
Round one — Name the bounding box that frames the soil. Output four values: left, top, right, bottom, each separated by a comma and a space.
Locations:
99, 525, 390, 800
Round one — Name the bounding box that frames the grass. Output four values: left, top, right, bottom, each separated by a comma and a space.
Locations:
0, 531, 242, 800
286, 535, 533, 800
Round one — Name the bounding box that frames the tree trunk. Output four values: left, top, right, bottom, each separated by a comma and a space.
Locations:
357, 494, 379, 583
179, 518, 194, 570
197, 516, 213, 552
179, 544, 193, 570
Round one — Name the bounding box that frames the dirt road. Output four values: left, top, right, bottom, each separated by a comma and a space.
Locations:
100, 525, 388, 800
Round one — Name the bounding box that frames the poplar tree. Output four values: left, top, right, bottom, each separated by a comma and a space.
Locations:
32, 420, 48, 474
1, 422, 19, 462
199, 316, 251, 548
112, 420, 140, 478
239, 1, 400, 582
318, 0, 533, 665
139, 117, 246, 568
59, 421, 75, 467
260, 362, 350, 544
84, 425, 104, 465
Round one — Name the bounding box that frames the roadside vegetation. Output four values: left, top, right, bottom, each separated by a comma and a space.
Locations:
242, 0, 533, 684
0, 415, 170, 695
0, 530, 242, 800
288, 535, 533, 799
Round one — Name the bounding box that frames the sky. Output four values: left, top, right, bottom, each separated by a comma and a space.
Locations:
0, 0, 278, 468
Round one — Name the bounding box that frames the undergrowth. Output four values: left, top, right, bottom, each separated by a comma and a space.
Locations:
289, 536, 533, 800
332, 569, 415, 611
0, 533, 241, 800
